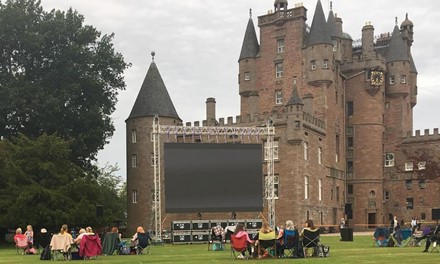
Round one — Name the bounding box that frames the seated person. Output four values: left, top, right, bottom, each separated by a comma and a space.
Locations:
25, 225, 34, 248
232, 223, 254, 259
14, 228, 28, 251
130, 226, 151, 253
276, 225, 284, 256
74, 228, 87, 244
254, 220, 276, 258
211, 225, 226, 242
300, 219, 320, 256
422, 224, 440, 252
35, 228, 52, 249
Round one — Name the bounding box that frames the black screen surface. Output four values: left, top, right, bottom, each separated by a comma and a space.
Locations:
164, 143, 263, 213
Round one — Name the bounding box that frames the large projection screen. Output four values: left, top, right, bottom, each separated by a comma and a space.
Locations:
164, 143, 263, 213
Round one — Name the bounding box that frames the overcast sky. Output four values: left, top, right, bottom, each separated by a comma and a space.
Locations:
39, 0, 440, 180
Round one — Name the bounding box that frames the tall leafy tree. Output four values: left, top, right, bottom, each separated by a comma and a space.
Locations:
0, 0, 130, 166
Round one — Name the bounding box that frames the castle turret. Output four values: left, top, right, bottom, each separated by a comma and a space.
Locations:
400, 13, 414, 47
327, 2, 342, 62
306, 0, 333, 87
274, 0, 288, 12
126, 52, 181, 233
286, 83, 304, 144
239, 9, 260, 117
206, 97, 216, 126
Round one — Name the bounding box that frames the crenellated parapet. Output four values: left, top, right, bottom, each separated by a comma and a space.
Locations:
402, 128, 440, 143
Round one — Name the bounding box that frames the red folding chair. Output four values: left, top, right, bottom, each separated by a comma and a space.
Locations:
230, 234, 248, 259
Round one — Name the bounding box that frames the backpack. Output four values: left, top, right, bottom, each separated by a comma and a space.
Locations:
313, 244, 330, 257
40, 245, 51, 260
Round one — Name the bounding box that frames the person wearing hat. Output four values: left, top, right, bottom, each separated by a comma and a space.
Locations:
36, 228, 52, 249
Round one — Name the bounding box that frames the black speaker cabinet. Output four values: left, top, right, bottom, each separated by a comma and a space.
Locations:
96, 205, 103, 218
191, 232, 210, 243
192, 220, 210, 231
172, 221, 191, 231
172, 232, 191, 244
340, 228, 353, 241
210, 220, 228, 229
246, 219, 263, 230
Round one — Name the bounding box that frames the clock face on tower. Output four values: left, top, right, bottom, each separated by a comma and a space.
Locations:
370, 71, 384, 86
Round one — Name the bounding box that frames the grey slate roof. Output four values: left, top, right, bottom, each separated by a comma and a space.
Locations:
127, 61, 180, 121
410, 53, 418, 73
239, 17, 260, 61
286, 84, 303, 106
385, 25, 409, 63
307, 0, 332, 46
327, 10, 341, 39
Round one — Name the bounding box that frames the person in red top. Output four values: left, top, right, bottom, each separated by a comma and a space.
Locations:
233, 223, 254, 259
14, 228, 27, 243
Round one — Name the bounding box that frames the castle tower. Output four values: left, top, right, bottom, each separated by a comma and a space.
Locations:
125, 53, 181, 233
385, 20, 412, 144
286, 83, 304, 144
327, 2, 342, 62
238, 9, 260, 117
305, 0, 333, 87
361, 23, 375, 60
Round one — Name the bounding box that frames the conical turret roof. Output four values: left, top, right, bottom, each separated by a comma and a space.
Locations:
286, 84, 303, 106
307, 0, 332, 46
239, 12, 260, 61
127, 60, 180, 121
385, 24, 409, 63
327, 10, 341, 39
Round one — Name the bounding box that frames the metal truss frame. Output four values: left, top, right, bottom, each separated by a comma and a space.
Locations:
151, 117, 276, 241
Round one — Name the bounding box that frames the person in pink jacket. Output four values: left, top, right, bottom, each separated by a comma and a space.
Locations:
233, 223, 254, 259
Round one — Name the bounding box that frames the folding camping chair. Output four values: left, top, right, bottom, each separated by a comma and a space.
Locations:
50, 234, 74, 260
372, 227, 389, 247
230, 234, 249, 259
15, 236, 29, 255
257, 231, 277, 258
301, 229, 320, 257
102, 232, 119, 255
282, 229, 298, 258
208, 225, 225, 251
136, 232, 152, 254
79, 234, 102, 260
400, 228, 413, 246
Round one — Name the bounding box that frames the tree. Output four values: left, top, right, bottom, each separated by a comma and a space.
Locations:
401, 148, 440, 181
0, 0, 130, 166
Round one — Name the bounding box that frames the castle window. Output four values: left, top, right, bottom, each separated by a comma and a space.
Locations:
294, 120, 301, 128
384, 191, 390, 200
336, 135, 340, 162
348, 184, 353, 195
389, 75, 395, 84
347, 137, 353, 148
406, 197, 414, 209
405, 162, 413, 171
304, 176, 309, 199
318, 179, 322, 201
264, 140, 279, 160
131, 129, 137, 143
385, 102, 390, 110
332, 40, 338, 52
322, 59, 329, 69
275, 63, 283, 78
264, 175, 279, 199
366, 70, 371, 81
311, 60, 316, 70
421, 213, 426, 220
303, 141, 308, 160
418, 161, 426, 170
275, 90, 283, 105
318, 147, 322, 164
385, 153, 394, 167
346, 126, 354, 136
401, 75, 407, 83
336, 186, 340, 201
131, 154, 137, 168
132, 190, 138, 203
244, 71, 251, 81
418, 179, 426, 189
347, 160, 353, 173
347, 101, 353, 116
277, 38, 285, 53
405, 180, 412, 190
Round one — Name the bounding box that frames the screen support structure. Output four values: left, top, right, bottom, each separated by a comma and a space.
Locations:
151, 116, 276, 242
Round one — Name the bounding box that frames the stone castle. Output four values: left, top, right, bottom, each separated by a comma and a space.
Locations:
125, 0, 440, 233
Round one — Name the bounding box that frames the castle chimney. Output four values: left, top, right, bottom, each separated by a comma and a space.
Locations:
362, 23, 375, 59
206, 97, 216, 125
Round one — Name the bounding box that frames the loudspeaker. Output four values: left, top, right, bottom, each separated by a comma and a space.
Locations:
345, 203, 353, 219
96, 205, 103, 218
341, 228, 353, 241
432, 208, 440, 220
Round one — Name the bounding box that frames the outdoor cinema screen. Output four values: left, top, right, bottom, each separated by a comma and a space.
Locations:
164, 143, 263, 213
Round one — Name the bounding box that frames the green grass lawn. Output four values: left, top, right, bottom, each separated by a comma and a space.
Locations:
1, 235, 438, 263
